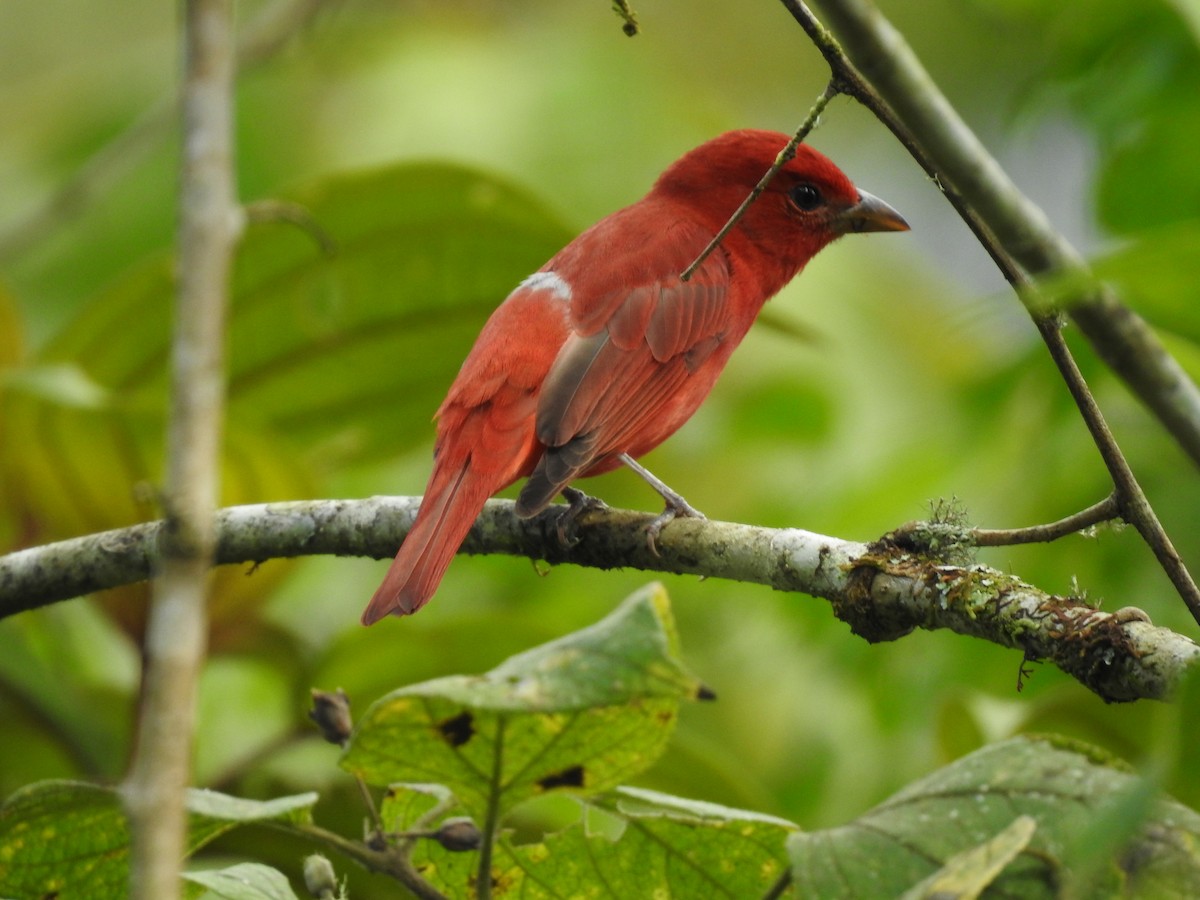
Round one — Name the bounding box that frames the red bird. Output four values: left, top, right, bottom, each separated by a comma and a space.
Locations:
362, 129, 908, 624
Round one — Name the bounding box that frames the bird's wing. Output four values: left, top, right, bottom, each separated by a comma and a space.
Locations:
515, 224, 732, 514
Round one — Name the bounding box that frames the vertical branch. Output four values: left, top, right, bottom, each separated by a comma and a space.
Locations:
122, 1, 240, 897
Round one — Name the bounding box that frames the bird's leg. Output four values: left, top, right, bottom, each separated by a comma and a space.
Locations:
618, 453, 706, 555
554, 486, 608, 546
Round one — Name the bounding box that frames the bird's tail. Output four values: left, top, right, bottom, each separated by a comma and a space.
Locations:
360, 459, 491, 625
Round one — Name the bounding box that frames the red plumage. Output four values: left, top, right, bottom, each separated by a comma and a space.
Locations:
362, 129, 908, 624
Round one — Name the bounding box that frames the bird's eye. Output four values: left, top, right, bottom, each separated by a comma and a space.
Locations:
789, 183, 823, 212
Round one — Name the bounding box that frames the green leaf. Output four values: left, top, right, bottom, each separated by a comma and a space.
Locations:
39, 163, 574, 468
787, 736, 1200, 898
898, 815, 1036, 900
410, 786, 798, 899
184, 788, 317, 829
378, 782, 457, 834
0, 781, 132, 899
0, 370, 316, 542
342, 584, 704, 821
183, 863, 300, 900
0, 780, 317, 899
1, 161, 572, 569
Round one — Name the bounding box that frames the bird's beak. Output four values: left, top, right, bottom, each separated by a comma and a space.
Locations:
836, 189, 910, 234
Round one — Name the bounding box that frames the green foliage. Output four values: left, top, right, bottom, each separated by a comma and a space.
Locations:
0, 159, 572, 640
1, 162, 571, 542
4, 0, 1200, 896
343, 585, 703, 820
3, 594, 1198, 897
790, 735, 1200, 898
0, 781, 315, 899
183, 863, 302, 900
1017, 0, 1200, 234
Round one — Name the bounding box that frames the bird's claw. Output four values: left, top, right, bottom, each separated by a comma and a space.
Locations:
645, 495, 706, 556
554, 487, 608, 547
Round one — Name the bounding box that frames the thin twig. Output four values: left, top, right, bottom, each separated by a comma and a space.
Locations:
477, 716, 507, 900
288, 822, 449, 900
356, 777, 386, 842
680, 81, 840, 281
971, 494, 1119, 547
244, 199, 338, 256
1032, 316, 1200, 619
122, 1, 240, 897
780, 0, 1200, 627
762, 868, 793, 900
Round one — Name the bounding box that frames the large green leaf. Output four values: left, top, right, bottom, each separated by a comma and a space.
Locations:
0, 780, 316, 900
38, 163, 574, 468
407, 786, 798, 899
1, 162, 571, 557
787, 735, 1200, 898
341, 584, 705, 821
183, 863, 300, 900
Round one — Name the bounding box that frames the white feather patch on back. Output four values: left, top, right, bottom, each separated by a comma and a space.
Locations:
518, 270, 573, 302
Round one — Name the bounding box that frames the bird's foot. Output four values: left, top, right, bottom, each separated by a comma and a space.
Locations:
616, 452, 706, 554
554, 487, 608, 547
644, 491, 706, 556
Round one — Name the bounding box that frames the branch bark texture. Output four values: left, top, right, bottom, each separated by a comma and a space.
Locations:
2, 498, 1195, 704
121, 2, 240, 898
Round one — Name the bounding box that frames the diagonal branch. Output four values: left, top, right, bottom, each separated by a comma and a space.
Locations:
786, 0, 1200, 470
777, 0, 1200, 626
0, 498, 1195, 703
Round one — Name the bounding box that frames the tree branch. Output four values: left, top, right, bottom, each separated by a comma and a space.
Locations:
970, 494, 1119, 547
776, 0, 1200, 626
789, 0, 1200, 470
1, 498, 1195, 703
121, 1, 240, 897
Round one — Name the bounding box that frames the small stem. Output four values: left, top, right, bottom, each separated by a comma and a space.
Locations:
680, 81, 840, 282
762, 868, 793, 900
611, 0, 640, 36
972, 494, 1120, 547
244, 199, 338, 256
1033, 318, 1200, 624
288, 822, 449, 900
477, 716, 508, 900
356, 776, 385, 840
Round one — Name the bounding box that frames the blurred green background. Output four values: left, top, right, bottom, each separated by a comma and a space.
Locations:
2, 0, 1199, 892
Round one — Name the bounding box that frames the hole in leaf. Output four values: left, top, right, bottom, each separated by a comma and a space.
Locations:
537, 765, 585, 790
437, 711, 475, 747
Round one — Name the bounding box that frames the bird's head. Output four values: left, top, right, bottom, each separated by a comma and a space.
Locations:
653, 129, 908, 280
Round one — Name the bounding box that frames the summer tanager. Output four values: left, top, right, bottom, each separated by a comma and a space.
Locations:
363, 129, 908, 624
